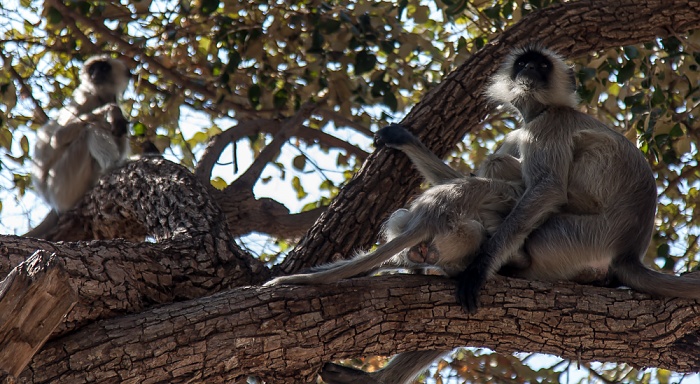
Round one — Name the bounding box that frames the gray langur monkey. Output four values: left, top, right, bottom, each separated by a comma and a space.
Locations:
265, 123, 524, 285
457, 45, 700, 313
265, 45, 700, 384
33, 55, 131, 212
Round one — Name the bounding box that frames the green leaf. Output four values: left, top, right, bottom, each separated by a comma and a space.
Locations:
623, 46, 639, 59
292, 155, 306, 171
210, 176, 227, 190
383, 92, 398, 112
248, 84, 262, 107
133, 122, 147, 136
617, 62, 636, 83
354, 50, 376, 75
20, 135, 29, 155
0, 128, 11, 150
669, 123, 684, 138
200, 0, 219, 15
46, 6, 63, 24
651, 88, 665, 106
291, 176, 307, 199
273, 88, 289, 109
484, 5, 501, 19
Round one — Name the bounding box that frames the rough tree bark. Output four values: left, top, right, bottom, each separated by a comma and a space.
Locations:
14, 277, 700, 382
3, 0, 700, 382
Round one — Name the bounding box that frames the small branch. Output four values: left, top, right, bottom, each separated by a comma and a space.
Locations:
195, 118, 279, 184
316, 108, 374, 137
231, 102, 318, 189
0, 52, 49, 124
296, 125, 370, 160
196, 119, 368, 186
0, 250, 76, 376
47, 0, 255, 116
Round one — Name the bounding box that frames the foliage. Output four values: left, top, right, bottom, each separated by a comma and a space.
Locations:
1, 0, 699, 382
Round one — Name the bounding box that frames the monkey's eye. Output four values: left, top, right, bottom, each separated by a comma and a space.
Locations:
540, 62, 549, 69
517, 61, 526, 67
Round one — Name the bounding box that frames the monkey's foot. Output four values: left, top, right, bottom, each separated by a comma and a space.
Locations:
320, 363, 383, 384
456, 257, 489, 314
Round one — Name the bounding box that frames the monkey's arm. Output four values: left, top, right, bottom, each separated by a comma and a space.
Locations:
52, 104, 124, 147
375, 124, 463, 185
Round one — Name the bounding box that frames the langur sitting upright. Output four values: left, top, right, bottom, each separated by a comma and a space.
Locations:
33, 55, 131, 212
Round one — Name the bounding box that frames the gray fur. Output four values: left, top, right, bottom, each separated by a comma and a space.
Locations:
265, 124, 523, 283
264, 124, 524, 383
33, 56, 131, 212
266, 45, 700, 384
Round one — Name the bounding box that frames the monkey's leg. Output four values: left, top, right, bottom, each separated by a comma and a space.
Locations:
264, 226, 431, 286
527, 215, 700, 300
46, 134, 97, 212
517, 214, 612, 282
321, 350, 448, 384
86, 122, 123, 171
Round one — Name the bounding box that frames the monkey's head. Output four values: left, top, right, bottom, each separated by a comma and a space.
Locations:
486, 45, 579, 120
79, 55, 131, 102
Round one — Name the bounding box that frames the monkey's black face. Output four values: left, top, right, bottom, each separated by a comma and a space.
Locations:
511, 50, 553, 89
87, 60, 114, 85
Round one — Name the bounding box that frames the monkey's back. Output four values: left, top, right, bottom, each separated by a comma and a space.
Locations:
535, 108, 657, 254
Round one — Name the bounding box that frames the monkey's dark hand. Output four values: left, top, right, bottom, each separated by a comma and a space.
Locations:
106, 104, 129, 137
456, 255, 489, 314
374, 123, 415, 149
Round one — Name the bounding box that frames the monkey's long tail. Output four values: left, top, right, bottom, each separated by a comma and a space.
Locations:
264, 226, 430, 286
615, 258, 700, 300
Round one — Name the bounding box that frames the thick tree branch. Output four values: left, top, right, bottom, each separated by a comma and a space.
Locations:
17, 277, 700, 383
282, 0, 700, 274
25, 157, 236, 243
0, 251, 76, 377
1, 232, 267, 336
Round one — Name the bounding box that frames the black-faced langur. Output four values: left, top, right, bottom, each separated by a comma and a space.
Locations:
33, 55, 132, 212
267, 45, 700, 384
